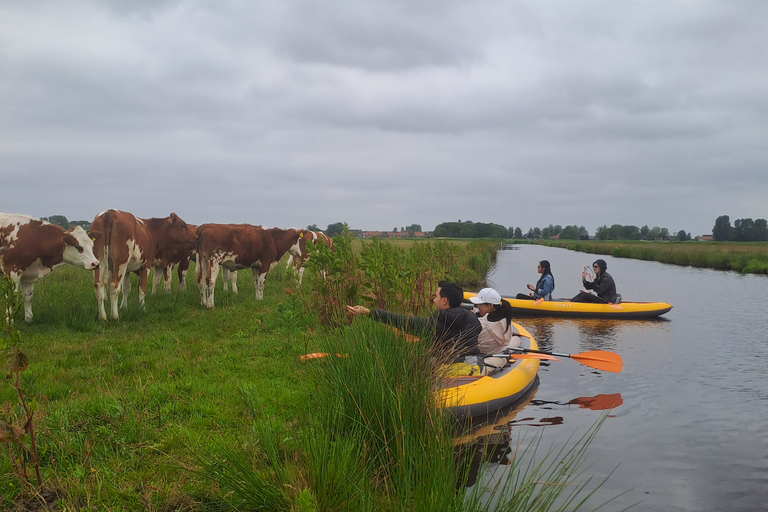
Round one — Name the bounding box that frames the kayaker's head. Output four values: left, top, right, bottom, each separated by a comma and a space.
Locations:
593, 259, 607, 275
469, 287, 502, 317
538, 260, 552, 275
435, 280, 464, 310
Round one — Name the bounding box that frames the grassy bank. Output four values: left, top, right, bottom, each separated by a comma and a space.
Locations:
519, 239, 768, 274
2, 238, 612, 511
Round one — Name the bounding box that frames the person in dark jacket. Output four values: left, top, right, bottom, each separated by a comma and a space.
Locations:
571, 259, 618, 303
346, 280, 481, 359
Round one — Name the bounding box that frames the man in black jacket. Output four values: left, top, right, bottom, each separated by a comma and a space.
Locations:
571, 259, 618, 303
347, 280, 481, 360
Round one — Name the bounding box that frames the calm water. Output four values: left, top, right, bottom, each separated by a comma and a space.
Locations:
468, 244, 768, 512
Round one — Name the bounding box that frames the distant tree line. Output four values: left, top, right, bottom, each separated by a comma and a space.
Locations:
40, 215, 91, 230
712, 215, 768, 242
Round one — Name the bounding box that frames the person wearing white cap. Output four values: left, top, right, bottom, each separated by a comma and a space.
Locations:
469, 287, 522, 357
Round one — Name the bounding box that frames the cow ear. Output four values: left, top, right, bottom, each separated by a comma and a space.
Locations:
62, 233, 77, 247
170, 212, 178, 223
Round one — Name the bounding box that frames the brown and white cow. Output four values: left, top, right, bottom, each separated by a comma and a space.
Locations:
151, 224, 197, 293
89, 209, 196, 321
195, 224, 303, 308
286, 230, 334, 285
0, 213, 99, 323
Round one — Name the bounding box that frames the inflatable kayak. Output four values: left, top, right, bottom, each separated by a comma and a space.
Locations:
464, 292, 672, 319
438, 322, 540, 419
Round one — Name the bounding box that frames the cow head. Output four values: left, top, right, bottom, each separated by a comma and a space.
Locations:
167, 213, 197, 247
62, 226, 100, 270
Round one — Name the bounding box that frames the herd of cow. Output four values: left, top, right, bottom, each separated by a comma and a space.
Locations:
0, 210, 332, 323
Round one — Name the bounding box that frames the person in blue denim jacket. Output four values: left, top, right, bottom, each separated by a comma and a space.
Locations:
516, 260, 555, 300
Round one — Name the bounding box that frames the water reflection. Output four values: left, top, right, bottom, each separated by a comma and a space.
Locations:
532, 393, 623, 411
456, 377, 623, 489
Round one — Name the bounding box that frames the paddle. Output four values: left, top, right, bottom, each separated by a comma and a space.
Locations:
301, 351, 560, 362
501, 347, 623, 373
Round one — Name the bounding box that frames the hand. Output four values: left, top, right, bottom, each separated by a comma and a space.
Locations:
347, 305, 370, 316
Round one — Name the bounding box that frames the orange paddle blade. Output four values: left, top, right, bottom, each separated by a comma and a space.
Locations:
569, 350, 623, 373
299, 352, 347, 361
389, 326, 421, 343
533, 297, 545, 306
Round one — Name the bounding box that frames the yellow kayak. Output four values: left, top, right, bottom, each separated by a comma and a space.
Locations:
437, 322, 540, 418
464, 291, 672, 319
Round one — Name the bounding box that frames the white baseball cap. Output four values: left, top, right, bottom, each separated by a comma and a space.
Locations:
469, 288, 502, 305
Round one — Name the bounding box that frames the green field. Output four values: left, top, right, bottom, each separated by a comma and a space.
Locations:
2, 239, 611, 511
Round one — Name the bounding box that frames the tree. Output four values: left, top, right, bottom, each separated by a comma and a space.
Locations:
514, 227, 523, 238
712, 215, 731, 241
325, 222, 347, 237
41, 215, 69, 228
677, 230, 689, 241
733, 218, 755, 242
306, 224, 319, 231
405, 224, 421, 233
754, 219, 768, 241
70, 220, 90, 230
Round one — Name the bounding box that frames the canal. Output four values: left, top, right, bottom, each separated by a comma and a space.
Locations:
467, 243, 768, 512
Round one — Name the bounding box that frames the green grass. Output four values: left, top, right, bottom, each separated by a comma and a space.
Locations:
2, 243, 617, 511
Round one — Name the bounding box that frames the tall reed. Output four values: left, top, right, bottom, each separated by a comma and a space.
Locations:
193, 321, 620, 511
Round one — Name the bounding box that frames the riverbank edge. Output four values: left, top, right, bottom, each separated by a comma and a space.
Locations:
509, 239, 768, 275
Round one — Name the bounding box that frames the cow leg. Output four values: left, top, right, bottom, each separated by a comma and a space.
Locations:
206, 262, 220, 309
229, 269, 238, 295
178, 259, 189, 292
163, 264, 173, 293
151, 266, 162, 294
296, 266, 306, 286
11, 275, 34, 324
252, 269, 267, 300
120, 271, 131, 311
94, 267, 109, 322
197, 255, 212, 307
222, 267, 229, 292
109, 275, 122, 321
138, 269, 148, 310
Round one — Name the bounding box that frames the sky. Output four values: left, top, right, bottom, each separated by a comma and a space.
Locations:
1, 1, 766, 237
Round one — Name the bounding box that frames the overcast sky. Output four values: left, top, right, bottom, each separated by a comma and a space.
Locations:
1, 0, 766, 236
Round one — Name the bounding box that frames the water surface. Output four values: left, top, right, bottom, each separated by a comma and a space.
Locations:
469, 244, 767, 512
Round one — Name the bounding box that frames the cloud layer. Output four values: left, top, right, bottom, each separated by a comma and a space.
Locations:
2, 0, 766, 235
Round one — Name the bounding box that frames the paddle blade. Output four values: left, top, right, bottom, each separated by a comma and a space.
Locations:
570, 350, 623, 373
534, 297, 545, 306
299, 352, 347, 361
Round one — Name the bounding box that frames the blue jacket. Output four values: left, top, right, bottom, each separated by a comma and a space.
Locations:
533, 273, 555, 300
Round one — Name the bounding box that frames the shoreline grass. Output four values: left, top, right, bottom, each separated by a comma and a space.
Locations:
515, 239, 768, 274
2, 238, 616, 511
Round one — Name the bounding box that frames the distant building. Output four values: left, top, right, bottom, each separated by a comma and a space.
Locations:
700, 235, 714, 241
